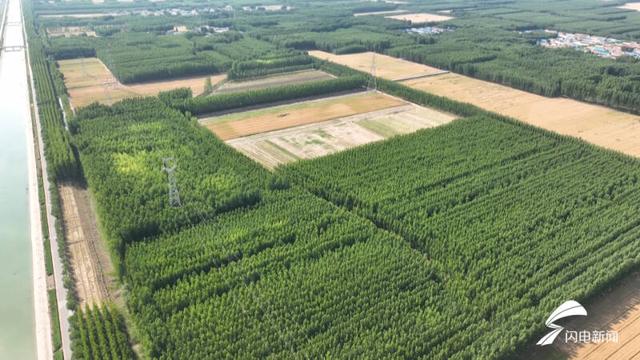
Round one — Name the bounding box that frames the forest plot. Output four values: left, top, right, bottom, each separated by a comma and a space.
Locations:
57, 57, 225, 108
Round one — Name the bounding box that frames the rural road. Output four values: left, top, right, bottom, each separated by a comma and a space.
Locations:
20, 0, 73, 358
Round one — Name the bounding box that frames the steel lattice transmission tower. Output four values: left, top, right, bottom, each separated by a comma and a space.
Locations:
162, 157, 182, 207
367, 52, 377, 92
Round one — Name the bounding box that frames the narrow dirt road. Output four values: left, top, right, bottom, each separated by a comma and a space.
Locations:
59, 184, 114, 308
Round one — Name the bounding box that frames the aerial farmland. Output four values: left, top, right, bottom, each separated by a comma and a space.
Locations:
7, 0, 640, 359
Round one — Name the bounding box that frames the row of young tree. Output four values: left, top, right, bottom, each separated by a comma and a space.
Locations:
24, 0, 83, 320
70, 305, 135, 360
122, 188, 452, 359
280, 115, 640, 359
24, 5, 79, 181
178, 75, 366, 115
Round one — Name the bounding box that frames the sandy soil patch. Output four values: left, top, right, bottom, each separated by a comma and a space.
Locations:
201, 92, 405, 140
403, 73, 640, 157
58, 58, 225, 108
46, 26, 96, 37
385, 12, 454, 23
59, 184, 115, 308
214, 70, 334, 94
354, 9, 408, 17
310, 50, 447, 81
618, 2, 640, 11
227, 100, 457, 169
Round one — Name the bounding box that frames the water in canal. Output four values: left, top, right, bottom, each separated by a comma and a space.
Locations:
0, 0, 38, 357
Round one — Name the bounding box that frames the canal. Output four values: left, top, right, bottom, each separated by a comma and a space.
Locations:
0, 0, 38, 357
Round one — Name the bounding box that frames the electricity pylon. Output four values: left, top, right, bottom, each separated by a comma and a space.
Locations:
162, 157, 181, 207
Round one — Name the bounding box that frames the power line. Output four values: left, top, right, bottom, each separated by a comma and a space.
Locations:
367, 52, 377, 92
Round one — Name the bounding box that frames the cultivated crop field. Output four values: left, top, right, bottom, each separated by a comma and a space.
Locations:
200, 92, 404, 140
228, 103, 457, 169
57, 58, 224, 108
310, 51, 447, 81
214, 70, 334, 94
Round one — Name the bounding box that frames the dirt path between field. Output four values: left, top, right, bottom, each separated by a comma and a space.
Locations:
59, 184, 115, 308
523, 272, 640, 360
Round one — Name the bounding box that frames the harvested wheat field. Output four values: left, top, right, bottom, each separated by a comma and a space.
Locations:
227, 101, 457, 169
316, 51, 640, 157
59, 184, 114, 307
403, 73, 640, 157
309, 50, 446, 81
214, 70, 334, 94
58, 57, 225, 108
200, 92, 405, 140
618, 2, 640, 11
385, 12, 454, 23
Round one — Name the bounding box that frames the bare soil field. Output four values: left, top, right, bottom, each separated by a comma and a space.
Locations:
309, 50, 447, 81
58, 58, 225, 108
618, 2, 640, 11
201, 92, 405, 140
59, 184, 115, 308
213, 70, 334, 94
403, 73, 640, 157
227, 101, 457, 169
385, 12, 454, 23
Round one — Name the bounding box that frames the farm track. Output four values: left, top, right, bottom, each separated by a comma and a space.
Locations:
59, 184, 112, 308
